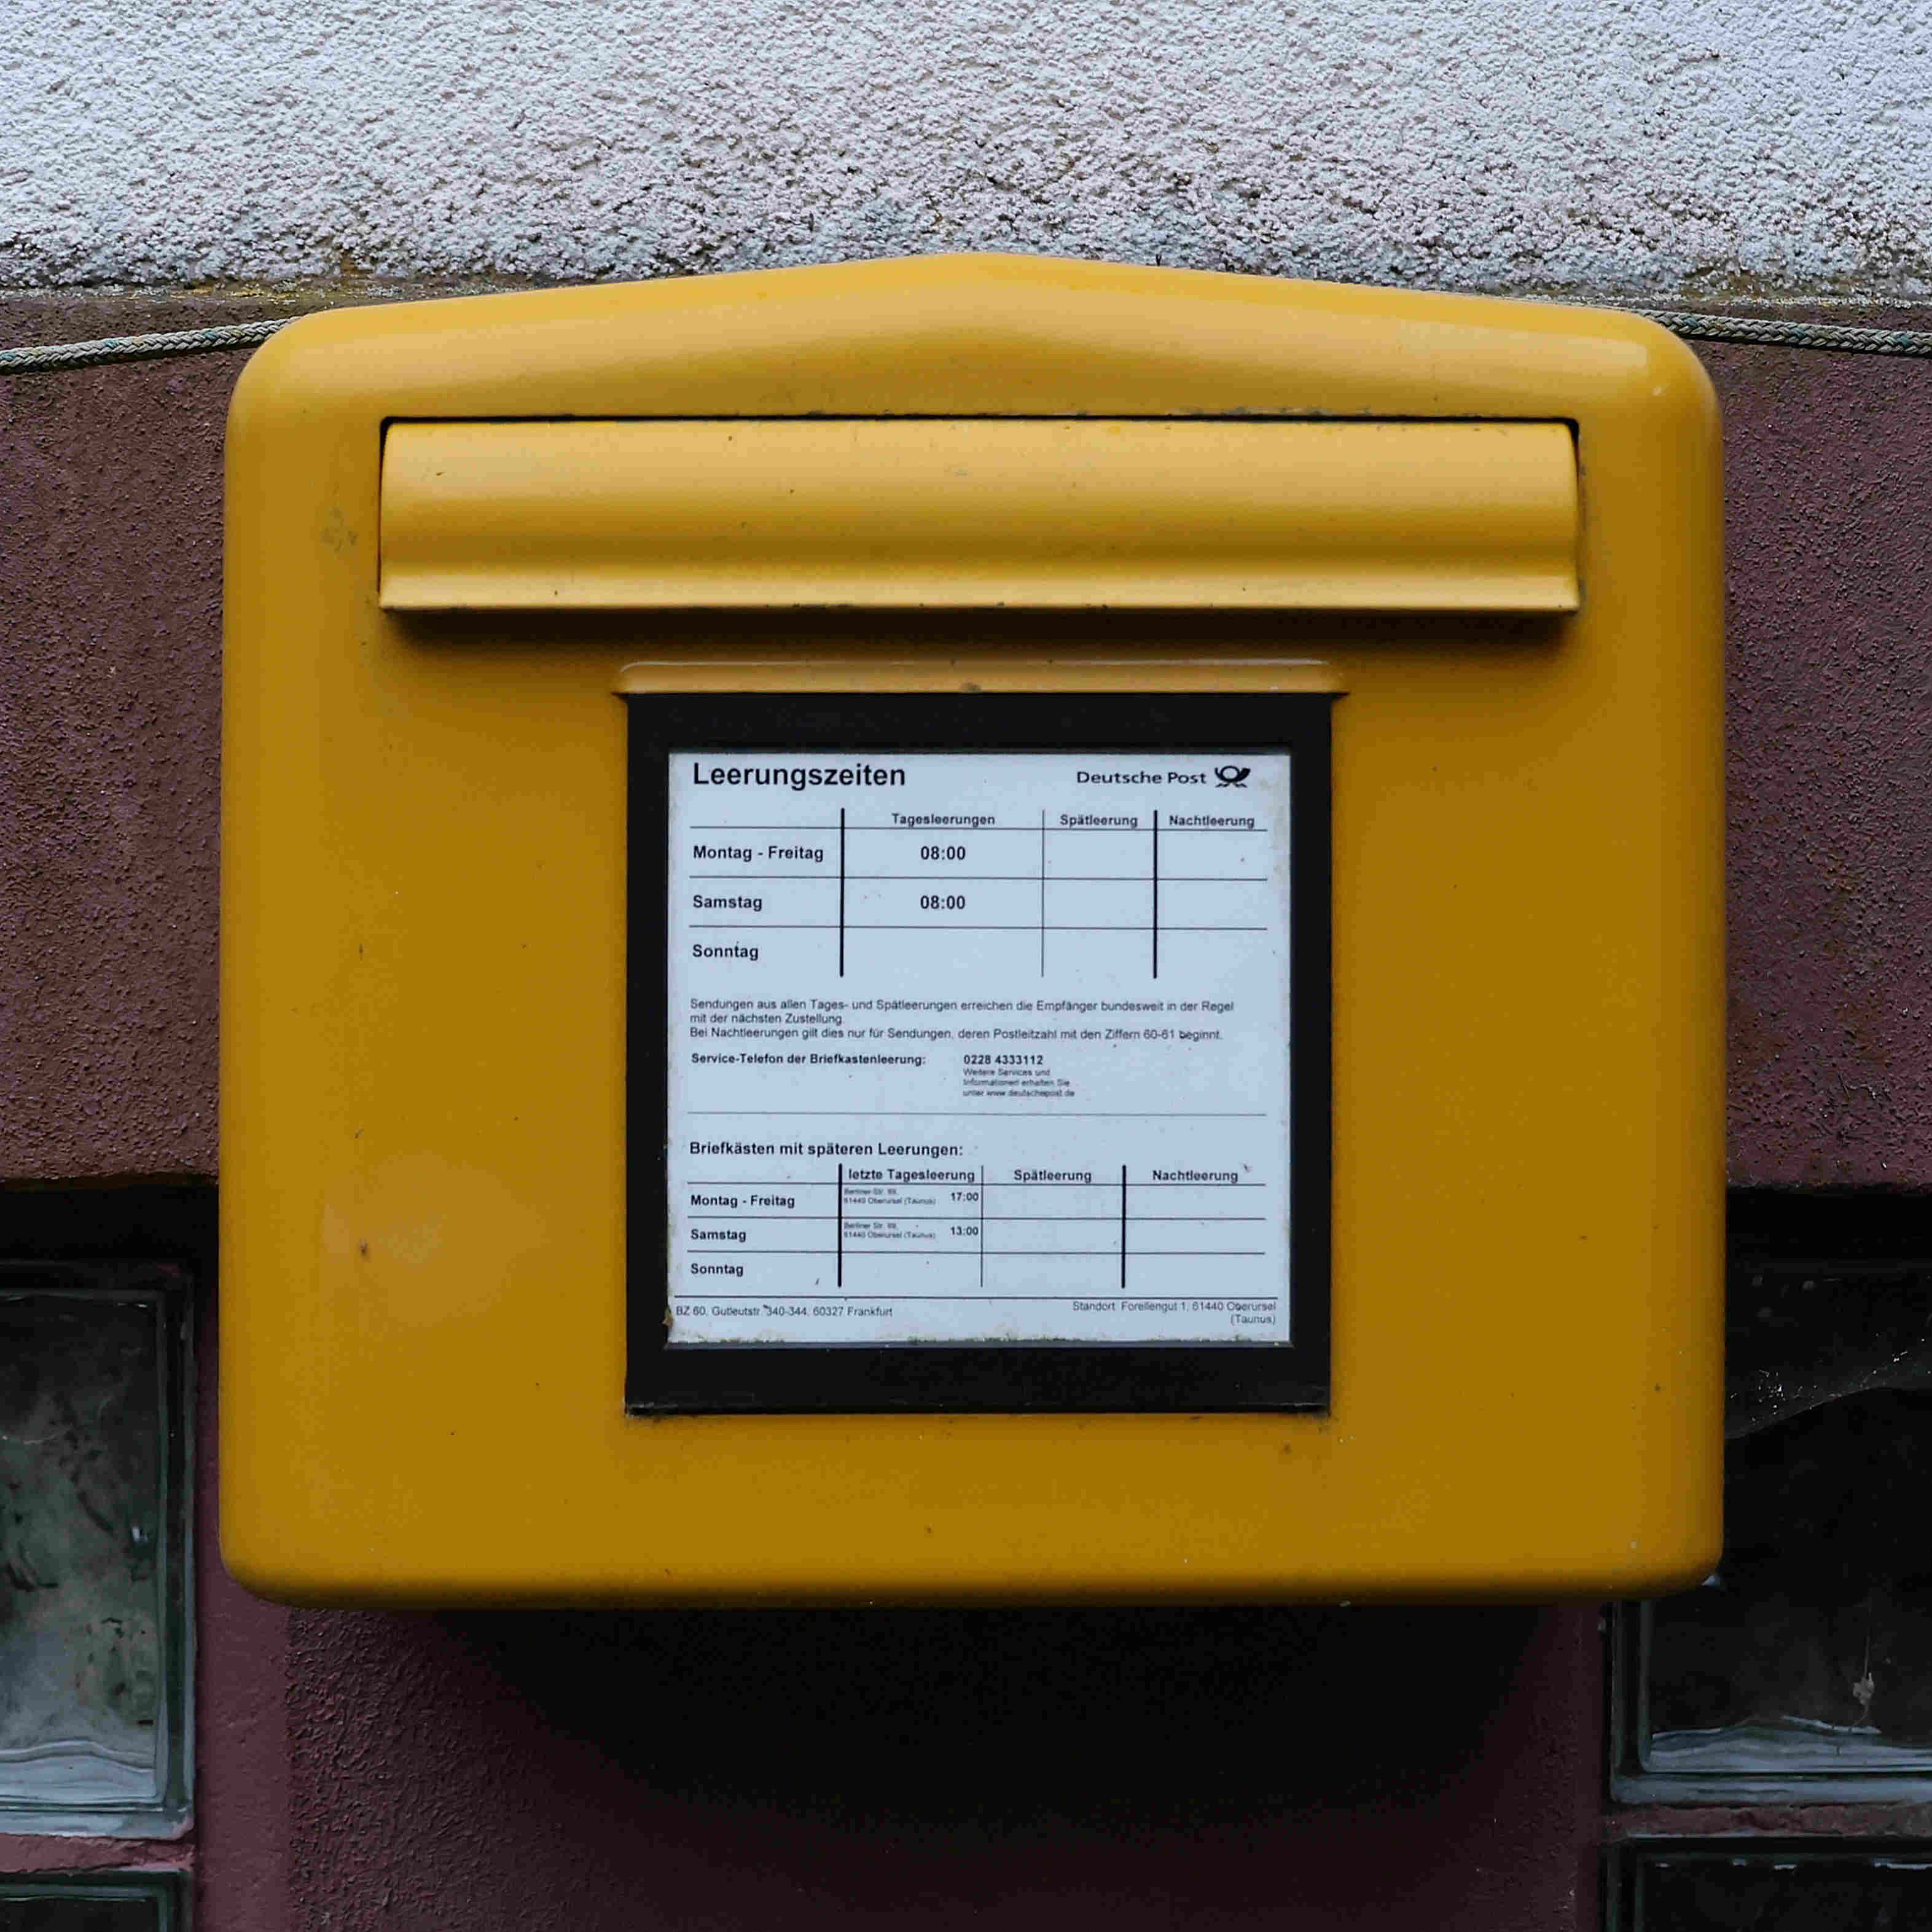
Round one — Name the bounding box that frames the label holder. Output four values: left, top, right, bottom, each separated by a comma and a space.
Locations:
627, 691, 1332, 1415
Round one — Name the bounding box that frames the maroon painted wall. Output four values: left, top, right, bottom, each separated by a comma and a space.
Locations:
2, 292, 1929, 1930
286, 1603, 1600, 1930
1718, 332, 1932, 1187
0, 300, 237, 1181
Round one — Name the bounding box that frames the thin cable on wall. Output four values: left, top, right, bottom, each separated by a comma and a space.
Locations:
2, 307, 1930, 378
1630, 311, 1932, 356
0, 317, 286, 375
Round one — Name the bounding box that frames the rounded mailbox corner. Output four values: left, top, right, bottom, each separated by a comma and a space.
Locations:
1571, 300, 1723, 434
224, 305, 351, 438
1603, 1527, 1727, 1603
219, 1503, 461, 1611
216, 1513, 324, 1610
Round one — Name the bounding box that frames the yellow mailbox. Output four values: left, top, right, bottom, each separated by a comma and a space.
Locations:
222, 254, 1723, 1604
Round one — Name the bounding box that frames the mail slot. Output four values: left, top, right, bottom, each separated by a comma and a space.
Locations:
222, 253, 1723, 1604
380, 419, 1580, 609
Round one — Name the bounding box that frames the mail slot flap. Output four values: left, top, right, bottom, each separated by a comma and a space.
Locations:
379, 418, 1578, 612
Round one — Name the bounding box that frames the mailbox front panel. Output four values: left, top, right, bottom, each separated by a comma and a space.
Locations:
222, 254, 1723, 1604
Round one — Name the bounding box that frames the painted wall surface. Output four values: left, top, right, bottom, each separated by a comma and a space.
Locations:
0, 302, 232, 1181
286, 1602, 1600, 1931
1723, 333, 1932, 1188
2, 2, 1930, 295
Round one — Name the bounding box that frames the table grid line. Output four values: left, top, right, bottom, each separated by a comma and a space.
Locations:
690, 873, 1272, 882
682, 1251, 1269, 1261
691, 931, 1267, 939
689, 823, 1267, 832
673, 1294, 1278, 1303
682, 1179, 1268, 1187
690, 1214, 1265, 1223
1152, 812, 1159, 980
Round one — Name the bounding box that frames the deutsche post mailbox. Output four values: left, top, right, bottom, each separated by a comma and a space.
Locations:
222, 254, 1723, 1603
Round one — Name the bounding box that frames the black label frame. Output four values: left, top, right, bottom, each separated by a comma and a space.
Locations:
627, 692, 1332, 1414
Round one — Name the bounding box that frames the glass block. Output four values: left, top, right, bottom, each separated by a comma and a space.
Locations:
0, 1265, 190, 1834
0, 1874, 180, 1932
1616, 1388, 1932, 1800
1610, 1842, 1932, 1932
1613, 1242, 1932, 1804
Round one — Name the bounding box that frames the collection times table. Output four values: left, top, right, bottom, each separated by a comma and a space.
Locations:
666, 749, 1296, 1348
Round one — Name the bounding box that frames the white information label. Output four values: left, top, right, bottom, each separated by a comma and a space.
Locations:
667, 750, 1292, 1346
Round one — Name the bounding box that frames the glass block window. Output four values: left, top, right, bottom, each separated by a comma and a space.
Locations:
0, 1264, 191, 1834
0, 1874, 182, 1931
1614, 1245, 1932, 1803
1609, 1842, 1932, 1931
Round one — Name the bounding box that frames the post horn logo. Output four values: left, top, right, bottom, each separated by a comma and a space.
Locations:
1214, 764, 1251, 788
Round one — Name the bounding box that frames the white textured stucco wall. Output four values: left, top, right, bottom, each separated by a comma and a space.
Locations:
4, 0, 1930, 295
